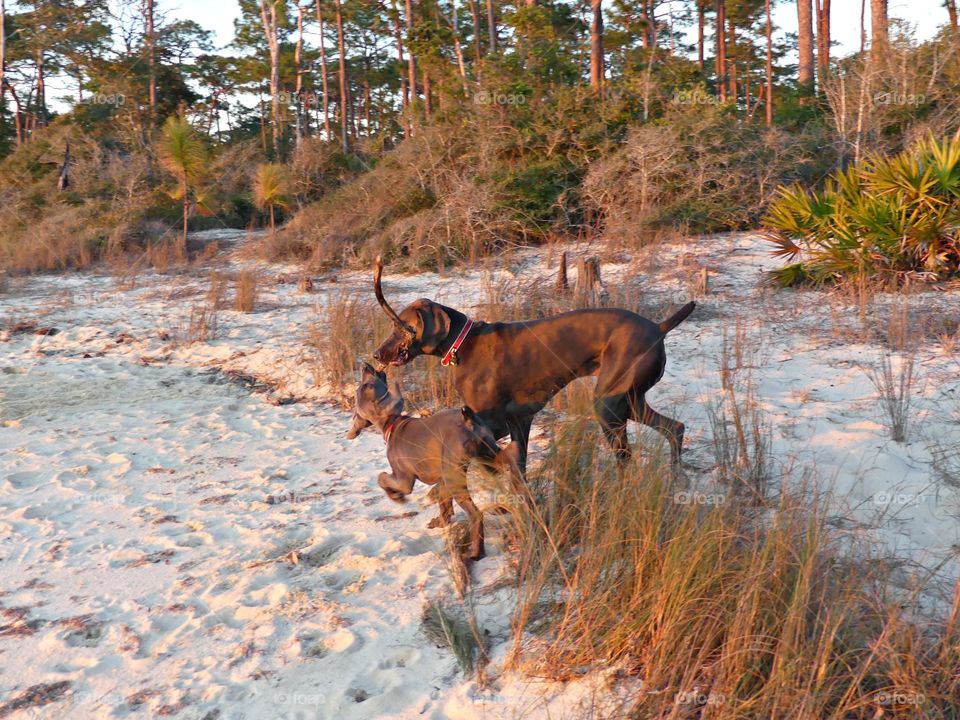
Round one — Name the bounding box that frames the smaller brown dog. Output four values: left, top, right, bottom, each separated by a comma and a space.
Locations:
346, 363, 518, 560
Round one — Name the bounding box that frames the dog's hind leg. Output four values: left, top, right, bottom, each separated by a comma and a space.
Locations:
594, 393, 632, 461
632, 397, 684, 466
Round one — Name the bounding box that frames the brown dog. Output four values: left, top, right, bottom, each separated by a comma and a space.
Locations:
371, 257, 695, 475
346, 363, 519, 560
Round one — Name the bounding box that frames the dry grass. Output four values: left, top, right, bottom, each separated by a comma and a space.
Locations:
180, 302, 218, 345
501, 395, 960, 718
865, 351, 917, 443
308, 291, 461, 410
234, 270, 259, 313
712, 319, 770, 501
207, 271, 228, 310
308, 293, 392, 398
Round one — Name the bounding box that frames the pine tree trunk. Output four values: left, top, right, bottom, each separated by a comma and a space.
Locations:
727, 14, 737, 100
406, 0, 418, 129
35, 48, 46, 129
715, 0, 726, 101
765, 0, 773, 126
697, 0, 705, 69
258, 86, 267, 152
389, 1, 410, 138
797, 0, 815, 95
315, 0, 332, 141
816, 0, 831, 85
871, 0, 888, 57
423, 70, 432, 118
947, 0, 959, 31
486, 0, 496, 53
335, 0, 350, 153
451, 0, 467, 87
589, 0, 603, 92
0, 0, 7, 139
145, 0, 156, 121
257, 0, 282, 158
467, 0, 482, 64
295, 4, 305, 145
364, 79, 371, 133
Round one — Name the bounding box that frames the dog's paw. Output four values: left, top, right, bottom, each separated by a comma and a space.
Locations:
426, 515, 448, 529
383, 489, 407, 502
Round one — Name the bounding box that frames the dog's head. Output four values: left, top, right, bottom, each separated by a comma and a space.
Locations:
346, 363, 405, 439
371, 257, 453, 367
459, 406, 500, 458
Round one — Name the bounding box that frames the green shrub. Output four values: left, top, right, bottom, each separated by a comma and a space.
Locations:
765, 133, 960, 286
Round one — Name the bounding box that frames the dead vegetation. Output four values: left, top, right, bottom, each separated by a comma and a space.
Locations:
493, 376, 960, 718
234, 270, 259, 313
865, 351, 918, 443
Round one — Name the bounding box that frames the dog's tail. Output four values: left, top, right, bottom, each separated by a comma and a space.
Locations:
658, 301, 696, 335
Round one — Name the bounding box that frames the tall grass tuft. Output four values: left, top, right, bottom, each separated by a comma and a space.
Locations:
503, 392, 960, 718
865, 351, 917, 443
234, 270, 259, 313
421, 600, 482, 676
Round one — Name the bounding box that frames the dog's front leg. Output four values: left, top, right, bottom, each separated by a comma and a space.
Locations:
454, 493, 485, 561
378, 471, 415, 502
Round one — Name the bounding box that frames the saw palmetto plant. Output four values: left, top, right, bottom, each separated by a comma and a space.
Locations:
764, 133, 960, 287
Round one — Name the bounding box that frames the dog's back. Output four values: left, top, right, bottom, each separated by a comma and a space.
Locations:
385, 408, 496, 485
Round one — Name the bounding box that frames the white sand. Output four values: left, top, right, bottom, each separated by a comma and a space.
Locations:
1, 230, 957, 718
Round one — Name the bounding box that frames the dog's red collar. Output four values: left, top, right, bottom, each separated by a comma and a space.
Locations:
441, 319, 474, 367
383, 420, 396, 445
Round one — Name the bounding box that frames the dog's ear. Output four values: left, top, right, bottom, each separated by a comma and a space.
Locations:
416, 302, 452, 354
386, 380, 405, 414
460, 406, 476, 428
361, 362, 378, 380
346, 410, 372, 439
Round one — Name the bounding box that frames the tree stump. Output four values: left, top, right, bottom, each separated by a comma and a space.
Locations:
297, 275, 314, 293
555, 252, 570, 292
575, 256, 607, 306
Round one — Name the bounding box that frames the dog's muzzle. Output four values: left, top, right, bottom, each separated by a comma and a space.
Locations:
392, 346, 410, 365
